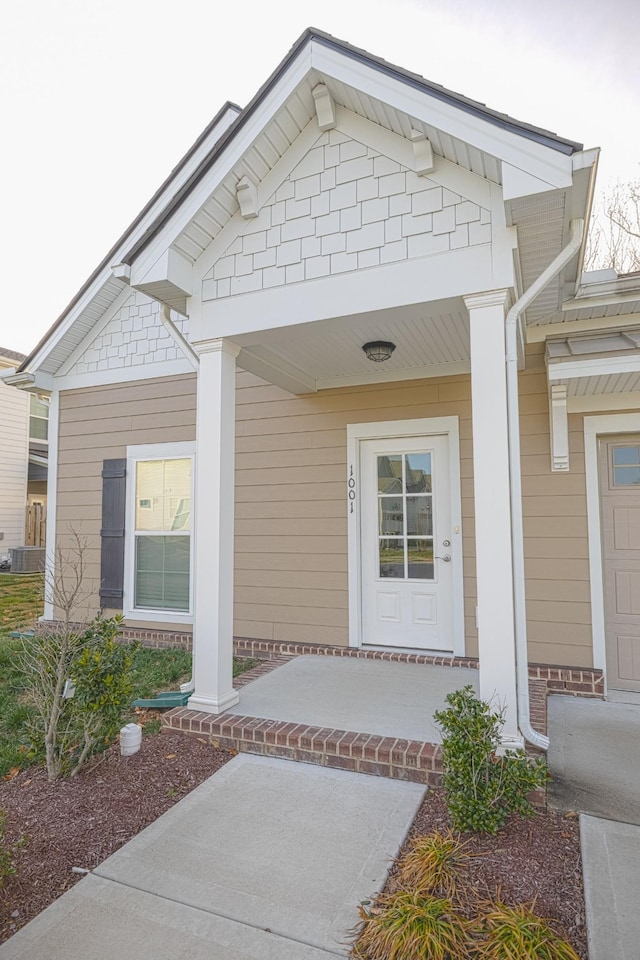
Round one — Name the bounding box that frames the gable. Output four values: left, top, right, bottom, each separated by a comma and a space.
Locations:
65, 291, 190, 379
201, 129, 492, 303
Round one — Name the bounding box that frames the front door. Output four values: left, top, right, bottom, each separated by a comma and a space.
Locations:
600, 435, 640, 692
360, 435, 453, 650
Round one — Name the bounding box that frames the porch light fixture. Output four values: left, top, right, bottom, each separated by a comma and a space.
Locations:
362, 341, 396, 363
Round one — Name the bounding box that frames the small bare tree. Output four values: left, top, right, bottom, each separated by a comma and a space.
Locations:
20, 530, 134, 781
585, 177, 640, 274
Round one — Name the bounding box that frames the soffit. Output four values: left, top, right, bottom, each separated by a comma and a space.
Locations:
234, 298, 470, 391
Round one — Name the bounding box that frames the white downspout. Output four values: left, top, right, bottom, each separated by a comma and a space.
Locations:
506, 218, 584, 750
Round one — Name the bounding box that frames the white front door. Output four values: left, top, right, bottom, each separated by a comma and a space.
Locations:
360, 434, 454, 650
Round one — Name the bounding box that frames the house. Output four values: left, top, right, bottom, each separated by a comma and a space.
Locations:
0, 347, 48, 561
7, 29, 640, 748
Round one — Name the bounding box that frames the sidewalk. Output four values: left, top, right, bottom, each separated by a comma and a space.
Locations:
547, 694, 640, 960
0, 754, 425, 959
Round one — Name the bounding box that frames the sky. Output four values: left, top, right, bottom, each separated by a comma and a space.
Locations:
1, 0, 638, 356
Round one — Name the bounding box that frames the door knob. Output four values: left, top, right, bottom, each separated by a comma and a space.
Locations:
435, 554, 451, 562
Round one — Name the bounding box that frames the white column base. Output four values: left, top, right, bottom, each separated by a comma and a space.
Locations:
187, 689, 240, 714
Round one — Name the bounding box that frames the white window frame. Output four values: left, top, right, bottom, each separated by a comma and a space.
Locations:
29, 393, 50, 444
124, 441, 196, 624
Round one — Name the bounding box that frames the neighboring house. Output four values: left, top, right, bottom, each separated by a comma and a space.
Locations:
0, 348, 49, 558
7, 29, 640, 746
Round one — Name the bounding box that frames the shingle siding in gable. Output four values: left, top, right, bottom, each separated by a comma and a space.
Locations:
201, 130, 491, 302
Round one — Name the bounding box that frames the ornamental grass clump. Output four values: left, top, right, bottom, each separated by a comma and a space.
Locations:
473, 902, 581, 960
352, 890, 471, 960
434, 686, 547, 834
395, 829, 472, 901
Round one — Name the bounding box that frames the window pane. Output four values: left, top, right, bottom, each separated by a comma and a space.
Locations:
379, 539, 404, 578
136, 459, 191, 531
613, 446, 640, 466
407, 539, 434, 580
30, 395, 49, 418
379, 496, 403, 535
29, 417, 48, 441
135, 535, 190, 610
405, 454, 431, 493
377, 455, 403, 494
614, 466, 640, 486
407, 497, 432, 536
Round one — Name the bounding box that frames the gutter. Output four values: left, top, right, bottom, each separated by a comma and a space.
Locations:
506, 218, 584, 751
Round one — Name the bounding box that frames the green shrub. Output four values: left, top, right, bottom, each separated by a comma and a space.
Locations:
434, 686, 547, 834
22, 615, 138, 780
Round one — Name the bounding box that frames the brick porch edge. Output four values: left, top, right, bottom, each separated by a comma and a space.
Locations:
120, 627, 606, 698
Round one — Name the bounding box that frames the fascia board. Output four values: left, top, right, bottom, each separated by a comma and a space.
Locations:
127, 48, 313, 284
312, 45, 574, 189
24, 107, 240, 376
528, 313, 640, 343
548, 353, 640, 381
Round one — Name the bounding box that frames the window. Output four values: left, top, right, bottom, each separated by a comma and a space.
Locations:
612, 445, 640, 486
126, 443, 195, 620
29, 394, 49, 442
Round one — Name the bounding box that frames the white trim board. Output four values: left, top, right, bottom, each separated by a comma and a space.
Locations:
584, 412, 640, 682
346, 416, 464, 655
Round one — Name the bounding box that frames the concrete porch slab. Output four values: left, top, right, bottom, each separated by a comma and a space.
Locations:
227, 655, 479, 742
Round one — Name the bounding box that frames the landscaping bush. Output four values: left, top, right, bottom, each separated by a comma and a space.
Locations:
473, 901, 581, 959
434, 686, 547, 834
21, 615, 138, 780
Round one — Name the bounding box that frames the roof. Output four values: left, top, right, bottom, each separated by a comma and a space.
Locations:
18, 27, 587, 376
0, 347, 27, 364
122, 27, 583, 269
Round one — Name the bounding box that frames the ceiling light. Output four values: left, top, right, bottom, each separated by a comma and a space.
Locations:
362, 341, 396, 363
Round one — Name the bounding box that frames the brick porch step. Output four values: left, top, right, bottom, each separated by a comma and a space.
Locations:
163, 707, 443, 785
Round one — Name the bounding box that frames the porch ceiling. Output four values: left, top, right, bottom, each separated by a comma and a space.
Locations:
234, 296, 470, 393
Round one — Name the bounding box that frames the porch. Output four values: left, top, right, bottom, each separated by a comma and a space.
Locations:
158, 639, 600, 785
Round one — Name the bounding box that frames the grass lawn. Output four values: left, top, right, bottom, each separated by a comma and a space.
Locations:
0, 574, 257, 778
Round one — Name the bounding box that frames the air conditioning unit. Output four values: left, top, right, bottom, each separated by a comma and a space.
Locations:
10, 547, 45, 574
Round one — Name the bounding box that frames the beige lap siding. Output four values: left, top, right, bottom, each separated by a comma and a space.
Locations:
56, 374, 197, 626
56, 353, 595, 669
519, 345, 591, 667
235, 371, 478, 651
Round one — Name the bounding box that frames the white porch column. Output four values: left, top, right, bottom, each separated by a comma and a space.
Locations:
464, 291, 521, 746
188, 338, 240, 714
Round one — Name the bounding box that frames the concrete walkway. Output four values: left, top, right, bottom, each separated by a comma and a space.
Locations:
547, 694, 640, 960
0, 754, 425, 959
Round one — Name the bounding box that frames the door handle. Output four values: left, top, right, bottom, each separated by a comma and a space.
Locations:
435, 554, 451, 562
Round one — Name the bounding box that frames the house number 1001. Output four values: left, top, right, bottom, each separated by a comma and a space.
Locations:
348, 465, 356, 514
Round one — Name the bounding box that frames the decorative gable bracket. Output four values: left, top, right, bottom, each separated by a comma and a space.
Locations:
312, 83, 336, 131
236, 176, 259, 219
410, 129, 435, 176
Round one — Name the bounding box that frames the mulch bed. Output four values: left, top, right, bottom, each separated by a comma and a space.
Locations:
376, 789, 587, 959
0, 729, 233, 943
0, 736, 586, 958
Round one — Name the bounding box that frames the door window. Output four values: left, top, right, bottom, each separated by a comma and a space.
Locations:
377, 452, 434, 580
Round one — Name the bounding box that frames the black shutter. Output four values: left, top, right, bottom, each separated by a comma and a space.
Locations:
100, 458, 126, 609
